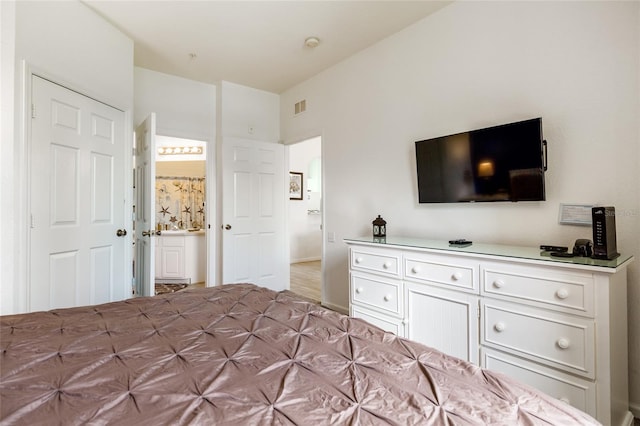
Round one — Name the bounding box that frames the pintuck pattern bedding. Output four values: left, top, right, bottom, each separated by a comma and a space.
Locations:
1, 284, 598, 425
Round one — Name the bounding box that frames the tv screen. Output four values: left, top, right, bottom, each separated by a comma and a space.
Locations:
415, 118, 546, 203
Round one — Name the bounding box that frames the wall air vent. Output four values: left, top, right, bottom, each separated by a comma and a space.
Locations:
294, 100, 306, 115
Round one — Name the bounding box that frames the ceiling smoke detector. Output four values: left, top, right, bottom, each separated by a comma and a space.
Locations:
304, 37, 320, 48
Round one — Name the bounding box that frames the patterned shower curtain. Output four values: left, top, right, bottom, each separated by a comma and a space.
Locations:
155, 176, 205, 230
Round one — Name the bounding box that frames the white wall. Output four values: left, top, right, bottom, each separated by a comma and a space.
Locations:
218, 81, 280, 141
289, 137, 322, 263
0, 0, 16, 316
1, 0, 133, 315
16, 1, 132, 110
134, 67, 216, 140
280, 1, 640, 409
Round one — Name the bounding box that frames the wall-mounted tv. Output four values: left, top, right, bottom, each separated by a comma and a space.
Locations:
415, 118, 547, 203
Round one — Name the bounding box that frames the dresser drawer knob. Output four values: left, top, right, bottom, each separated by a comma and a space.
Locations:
383, 261, 392, 269
494, 322, 506, 332
355, 257, 363, 264
493, 279, 505, 289
355, 287, 364, 294
451, 272, 463, 281
411, 266, 421, 274
557, 338, 570, 350
555, 289, 569, 300
383, 295, 391, 302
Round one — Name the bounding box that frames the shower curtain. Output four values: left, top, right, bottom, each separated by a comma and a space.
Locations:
156, 176, 205, 230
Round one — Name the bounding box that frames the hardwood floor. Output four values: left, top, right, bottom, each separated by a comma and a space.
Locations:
290, 260, 321, 303
161, 265, 323, 304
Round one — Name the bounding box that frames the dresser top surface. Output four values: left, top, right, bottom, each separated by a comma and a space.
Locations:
344, 236, 633, 271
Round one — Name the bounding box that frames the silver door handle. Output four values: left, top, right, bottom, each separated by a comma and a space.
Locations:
116, 229, 127, 237
224, 224, 232, 230
141, 230, 159, 237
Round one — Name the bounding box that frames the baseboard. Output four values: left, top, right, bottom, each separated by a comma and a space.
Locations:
291, 257, 321, 264
322, 301, 348, 315
630, 400, 640, 421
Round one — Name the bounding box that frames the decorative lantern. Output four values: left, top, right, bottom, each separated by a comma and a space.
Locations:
372, 215, 387, 238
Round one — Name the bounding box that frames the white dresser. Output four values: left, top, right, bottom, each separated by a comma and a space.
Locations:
345, 237, 633, 426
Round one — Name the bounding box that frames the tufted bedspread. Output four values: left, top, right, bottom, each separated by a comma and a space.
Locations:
1, 284, 599, 425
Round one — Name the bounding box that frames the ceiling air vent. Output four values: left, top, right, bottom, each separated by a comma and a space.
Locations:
294, 100, 306, 115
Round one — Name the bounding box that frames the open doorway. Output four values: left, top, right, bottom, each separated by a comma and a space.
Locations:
288, 136, 322, 302
153, 135, 207, 295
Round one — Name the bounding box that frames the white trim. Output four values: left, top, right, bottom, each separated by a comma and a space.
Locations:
0, 0, 17, 315
17, 61, 32, 314
322, 301, 348, 315
291, 257, 321, 264
621, 411, 634, 426
629, 401, 640, 421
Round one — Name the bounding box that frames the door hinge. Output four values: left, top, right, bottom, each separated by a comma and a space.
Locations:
30, 214, 35, 229
31, 104, 36, 119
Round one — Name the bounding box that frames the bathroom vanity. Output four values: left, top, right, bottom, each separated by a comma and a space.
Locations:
155, 230, 206, 284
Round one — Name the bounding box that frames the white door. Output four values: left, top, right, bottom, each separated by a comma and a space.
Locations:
134, 114, 156, 297
222, 137, 286, 291
29, 75, 127, 311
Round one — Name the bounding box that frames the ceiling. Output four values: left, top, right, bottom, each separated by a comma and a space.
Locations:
84, 1, 451, 94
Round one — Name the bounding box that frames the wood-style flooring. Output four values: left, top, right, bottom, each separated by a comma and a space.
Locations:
290, 260, 321, 303
158, 262, 322, 304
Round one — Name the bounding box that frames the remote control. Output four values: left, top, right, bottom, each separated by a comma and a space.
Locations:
550, 251, 575, 258
540, 245, 568, 252
449, 239, 472, 246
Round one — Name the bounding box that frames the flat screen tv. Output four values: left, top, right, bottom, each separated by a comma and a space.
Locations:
415, 118, 547, 203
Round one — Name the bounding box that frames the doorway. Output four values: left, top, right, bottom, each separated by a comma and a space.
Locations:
152, 135, 207, 295
288, 136, 322, 303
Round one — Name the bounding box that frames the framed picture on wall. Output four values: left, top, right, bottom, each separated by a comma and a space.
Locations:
289, 172, 303, 200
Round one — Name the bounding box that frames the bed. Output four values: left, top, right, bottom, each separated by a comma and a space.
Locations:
1, 284, 599, 425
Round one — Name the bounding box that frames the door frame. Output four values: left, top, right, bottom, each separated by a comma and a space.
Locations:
284, 133, 326, 305
148, 131, 215, 289
16, 63, 133, 312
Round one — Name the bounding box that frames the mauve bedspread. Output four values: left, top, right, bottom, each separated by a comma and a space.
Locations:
1, 284, 598, 425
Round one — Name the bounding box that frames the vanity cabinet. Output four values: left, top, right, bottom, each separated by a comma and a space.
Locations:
155, 231, 205, 283
345, 237, 633, 426
156, 235, 185, 279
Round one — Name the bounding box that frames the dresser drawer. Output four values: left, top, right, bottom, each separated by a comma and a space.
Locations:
481, 300, 594, 378
350, 247, 401, 278
351, 272, 402, 316
482, 262, 594, 316
404, 252, 478, 293
351, 306, 404, 336
481, 348, 595, 417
